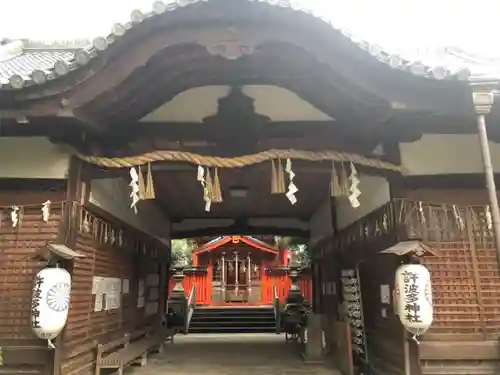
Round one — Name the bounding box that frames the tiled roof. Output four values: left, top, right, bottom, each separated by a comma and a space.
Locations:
0, 51, 74, 84
0, 0, 498, 90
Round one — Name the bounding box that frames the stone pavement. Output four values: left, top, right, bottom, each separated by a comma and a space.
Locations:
126, 333, 342, 375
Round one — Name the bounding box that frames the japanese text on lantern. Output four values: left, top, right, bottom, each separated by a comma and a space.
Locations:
403, 270, 422, 324
31, 275, 44, 328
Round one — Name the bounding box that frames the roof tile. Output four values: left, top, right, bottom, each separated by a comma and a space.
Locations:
0, 51, 74, 84
0, 0, 495, 89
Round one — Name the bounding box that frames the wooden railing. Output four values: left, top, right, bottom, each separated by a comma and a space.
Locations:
397, 199, 493, 243
184, 284, 196, 334
337, 199, 399, 251
337, 198, 496, 252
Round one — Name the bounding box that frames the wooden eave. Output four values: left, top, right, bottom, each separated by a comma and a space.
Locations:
0, 0, 475, 123
239, 236, 280, 255
192, 236, 233, 255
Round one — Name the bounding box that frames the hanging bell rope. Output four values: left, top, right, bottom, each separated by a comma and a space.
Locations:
77, 148, 404, 172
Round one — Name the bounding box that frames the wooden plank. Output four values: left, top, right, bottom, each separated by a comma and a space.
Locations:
1, 347, 51, 366
421, 364, 497, 375
419, 341, 500, 360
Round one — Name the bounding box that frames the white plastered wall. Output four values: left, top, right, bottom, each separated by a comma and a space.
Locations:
89, 177, 171, 240
0, 137, 71, 179
400, 134, 500, 175
335, 175, 391, 230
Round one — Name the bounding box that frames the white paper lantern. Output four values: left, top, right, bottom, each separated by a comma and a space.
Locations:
31, 267, 71, 340
394, 264, 433, 336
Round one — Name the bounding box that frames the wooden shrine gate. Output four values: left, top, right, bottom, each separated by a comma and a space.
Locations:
169, 266, 312, 306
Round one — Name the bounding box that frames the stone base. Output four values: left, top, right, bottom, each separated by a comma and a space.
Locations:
301, 312, 325, 364
300, 351, 325, 365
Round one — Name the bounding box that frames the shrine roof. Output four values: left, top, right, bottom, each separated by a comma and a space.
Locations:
192, 235, 280, 255
1, 0, 499, 91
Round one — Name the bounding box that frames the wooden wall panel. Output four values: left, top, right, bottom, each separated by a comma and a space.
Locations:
358, 255, 405, 375
60, 232, 152, 375
0, 190, 65, 375
398, 188, 500, 374
319, 244, 340, 317
319, 237, 405, 375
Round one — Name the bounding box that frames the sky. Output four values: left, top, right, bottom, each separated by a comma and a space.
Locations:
1, 0, 500, 58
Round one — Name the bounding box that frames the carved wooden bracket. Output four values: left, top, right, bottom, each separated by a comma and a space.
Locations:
205, 41, 255, 60
200, 28, 258, 60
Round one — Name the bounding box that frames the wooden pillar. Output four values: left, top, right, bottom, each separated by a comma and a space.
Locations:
158, 251, 169, 324
281, 249, 288, 266
207, 263, 213, 304
261, 262, 267, 303
192, 254, 198, 266
53, 156, 87, 375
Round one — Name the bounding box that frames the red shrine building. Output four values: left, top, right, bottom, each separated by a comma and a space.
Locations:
173, 236, 311, 306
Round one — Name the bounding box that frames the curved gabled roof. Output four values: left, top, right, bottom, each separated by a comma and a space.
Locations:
0, 0, 483, 91
192, 235, 279, 255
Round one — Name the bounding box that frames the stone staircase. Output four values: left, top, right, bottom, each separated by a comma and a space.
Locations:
188, 306, 276, 334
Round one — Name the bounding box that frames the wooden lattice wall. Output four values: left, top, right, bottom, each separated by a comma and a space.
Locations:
400, 189, 500, 375
60, 232, 137, 375
0, 190, 65, 375
60, 207, 168, 375
400, 194, 500, 341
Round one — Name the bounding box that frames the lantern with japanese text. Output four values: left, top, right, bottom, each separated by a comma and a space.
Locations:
394, 264, 433, 336
31, 267, 71, 340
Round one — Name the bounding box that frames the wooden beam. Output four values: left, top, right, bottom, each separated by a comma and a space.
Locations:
0, 116, 110, 139
126, 120, 342, 140
0, 97, 62, 116
70, 108, 111, 134
172, 224, 309, 239
3, 114, 494, 142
